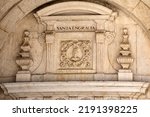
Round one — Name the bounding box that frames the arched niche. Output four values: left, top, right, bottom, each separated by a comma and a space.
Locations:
0, 1, 148, 80
1, 0, 150, 100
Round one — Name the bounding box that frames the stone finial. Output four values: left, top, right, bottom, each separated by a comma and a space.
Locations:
117, 28, 134, 81
117, 28, 133, 69
16, 30, 33, 81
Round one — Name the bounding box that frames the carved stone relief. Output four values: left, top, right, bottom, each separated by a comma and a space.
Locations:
33, 0, 118, 76
16, 30, 33, 81
28, 31, 45, 74
12, 1, 121, 82
16, 31, 32, 70
59, 40, 92, 69
0, 0, 150, 100
103, 31, 116, 73
117, 28, 134, 81
117, 28, 133, 69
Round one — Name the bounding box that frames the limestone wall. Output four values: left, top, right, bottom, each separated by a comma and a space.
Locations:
0, 0, 150, 99
0, 0, 150, 80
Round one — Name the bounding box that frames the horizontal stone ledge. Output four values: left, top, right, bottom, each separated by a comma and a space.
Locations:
1, 81, 149, 95
38, 15, 111, 21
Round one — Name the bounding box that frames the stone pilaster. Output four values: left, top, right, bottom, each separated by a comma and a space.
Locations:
45, 30, 55, 73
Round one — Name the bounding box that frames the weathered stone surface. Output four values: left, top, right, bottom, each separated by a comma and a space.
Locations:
136, 25, 150, 75
118, 70, 133, 81
0, 0, 150, 99
0, 0, 9, 9
147, 87, 150, 99
18, 0, 52, 15
142, 0, 150, 8
0, 86, 12, 100
0, 6, 24, 32
109, 0, 140, 11
0, 29, 8, 50
133, 1, 150, 29
0, 0, 21, 20
18, 0, 37, 14
0, 33, 19, 77
1, 81, 149, 99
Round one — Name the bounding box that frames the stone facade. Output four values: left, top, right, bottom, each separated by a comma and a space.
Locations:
0, 0, 150, 100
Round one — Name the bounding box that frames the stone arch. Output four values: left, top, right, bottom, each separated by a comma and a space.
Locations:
0, 0, 149, 39
36, 1, 113, 16
0, 0, 150, 80
1, 0, 150, 100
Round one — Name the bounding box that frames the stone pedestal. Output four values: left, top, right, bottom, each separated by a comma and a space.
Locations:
118, 70, 133, 81
16, 71, 31, 82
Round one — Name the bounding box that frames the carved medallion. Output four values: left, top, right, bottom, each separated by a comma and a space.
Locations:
59, 40, 92, 69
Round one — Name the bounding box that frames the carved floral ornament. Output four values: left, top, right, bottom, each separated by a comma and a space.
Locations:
104, 31, 116, 44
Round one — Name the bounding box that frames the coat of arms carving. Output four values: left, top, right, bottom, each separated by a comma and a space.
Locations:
59, 40, 92, 69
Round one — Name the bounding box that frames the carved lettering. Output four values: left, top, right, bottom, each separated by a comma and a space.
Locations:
56, 26, 96, 31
